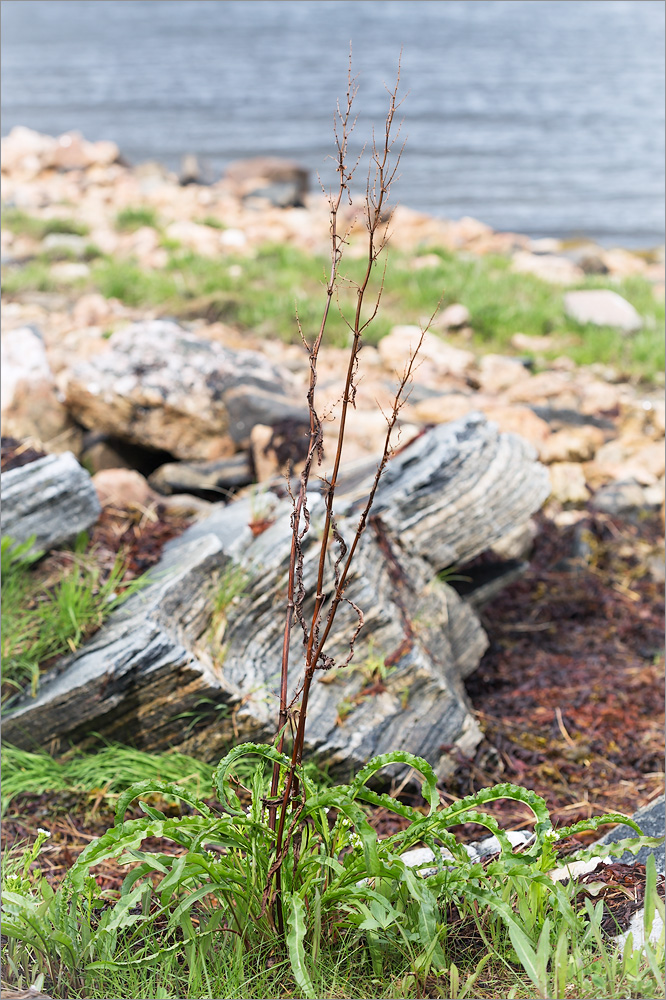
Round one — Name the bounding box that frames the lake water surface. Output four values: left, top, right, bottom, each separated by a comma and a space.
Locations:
1, 0, 664, 246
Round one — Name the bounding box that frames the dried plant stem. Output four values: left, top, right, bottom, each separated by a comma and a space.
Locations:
267, 66, 424, 931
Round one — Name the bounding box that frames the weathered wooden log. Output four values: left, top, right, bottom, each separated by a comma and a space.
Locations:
1, 452, 101, 553
3, 414, 550, 777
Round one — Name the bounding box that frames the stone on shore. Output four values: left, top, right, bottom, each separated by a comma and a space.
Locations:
563, 289, 642, 333
149, 454, 254, 495
1, 452, 101, 553
63, 320, 309, 460
3, 415, 550, 777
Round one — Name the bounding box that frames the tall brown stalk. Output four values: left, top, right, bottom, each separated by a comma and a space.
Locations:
265, 60, 433, 932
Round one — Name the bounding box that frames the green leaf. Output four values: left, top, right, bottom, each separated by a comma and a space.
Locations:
351, 751, 439, 814
508, 924, 546, 998
286, 893, 315, 999
115, 779, 212, 826
212, 742, 293, 813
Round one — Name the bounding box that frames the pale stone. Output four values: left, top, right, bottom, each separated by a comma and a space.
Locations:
379, 327, 474, 377
506, 370, 575, 404
539, 426, 605, 464
512, 251, 584, 284
164, 220, 222, 256
64, 320, 307, 460
477, 354, 531, 394
72, 293, 117, 328
490, 519, 538, 561
50, 262, 90, 282
510, 332, 555, 353
92, 469, 160, 510
579, 380, 624, 415
413, 394, 476, 425
563, 289, 642, 333
1, 326, 75, 445
480, 405, 551, 450
436, 303, 470, 329
0, 126, 56, 175
549, 462, 590, 505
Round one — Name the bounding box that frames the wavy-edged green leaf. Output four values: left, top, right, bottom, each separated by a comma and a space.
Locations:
442, 783, 552, 847
212, 742, 294, 813
286, 892, 315, 999
67, 815, 209, 891
555, 812, 644, 841
566, 835, 663, 865
115, 779, 212, 826
351, 751, 439, 814
352, 785, 425, 823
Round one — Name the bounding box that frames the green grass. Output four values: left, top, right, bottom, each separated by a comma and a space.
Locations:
1, 535, 146, 706
1, 744, 663, 999
0, 743, 215, 815
115, 205, 160, 232
88, 243, 665, 379
1, 206, 89, 239
1, 216, 663, 377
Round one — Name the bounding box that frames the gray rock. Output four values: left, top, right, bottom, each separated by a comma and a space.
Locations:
1, 452, 101, 553
3, 415, 550, 778
224, 156, 309, 207
591, 479, 651, 517
596, 794, 665, 873
41, 233, 88, 259
563, 289, 642, 333
63, 320, 308, 460
149, 453, 253, 495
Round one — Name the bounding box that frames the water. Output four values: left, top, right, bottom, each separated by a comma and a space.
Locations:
2, 0, 664, 246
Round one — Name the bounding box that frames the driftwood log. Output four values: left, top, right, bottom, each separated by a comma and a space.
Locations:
4, 414, 550, 777
1, 452, 101, 553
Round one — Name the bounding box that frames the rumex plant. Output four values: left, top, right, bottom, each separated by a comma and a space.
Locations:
2, 62, 663, 1000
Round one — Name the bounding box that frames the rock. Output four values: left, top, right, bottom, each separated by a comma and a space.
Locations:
49, 261, 90, 282
50, 131, 118, 170
1, 126, 56, 176
510, 332, 556, 353
477, 354, 531, 394
1, 452, 101, 552
490, 519, 538, 562
41, 233, 88, 259
92, 469, 160, 510
379, 327, 474, 378
72, 293, 116, 328
592, 439, 665, 486
506, 370, 575, 405
412, 394, 475, 425
434, 303, 470, 330
64, 320, 308, 460
563, 289, 642, 333
1, 326, 77, 446
561, 243, 609, 275
149, 454, 253, 495
179, 153, 213, 186
549, 462, 590, 506
164, 220, 223, 257
539, 425, 605, 464
224, 156, 309, 208
3, 415, 550, 777
512, 251, 584, 285
590, 480, 653, 517
81, 440, 134, 473
595, 795, 665, 874
480, 405, 551, 450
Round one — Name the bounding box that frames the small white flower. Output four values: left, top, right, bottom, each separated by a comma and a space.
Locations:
37, 828, 51, 838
